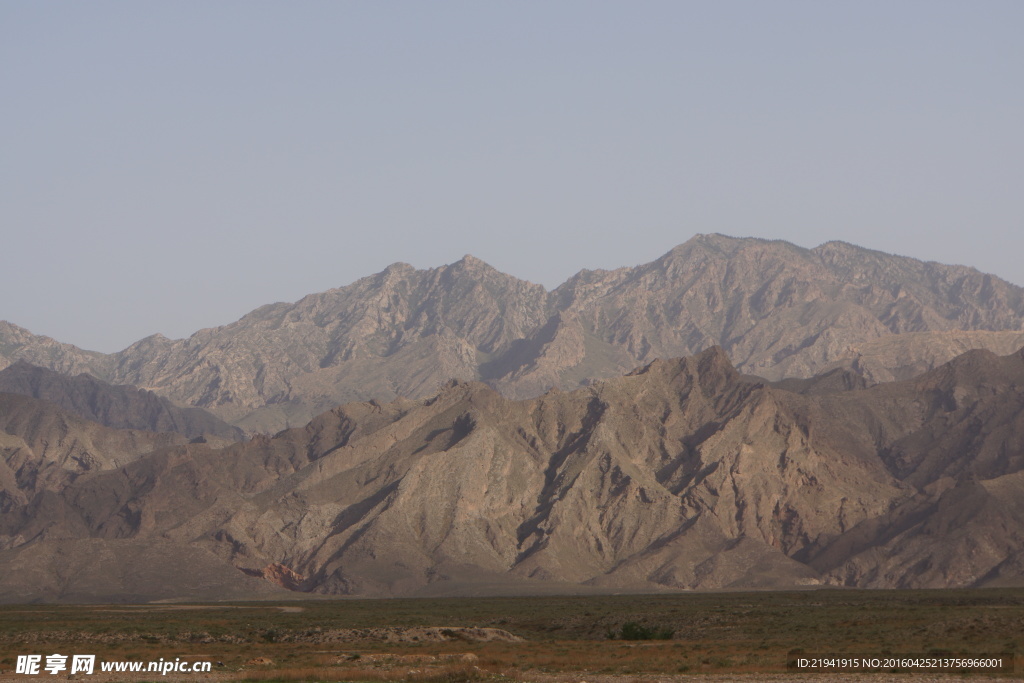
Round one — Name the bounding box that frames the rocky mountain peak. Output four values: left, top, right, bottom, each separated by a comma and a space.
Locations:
454, 253, 488, 269
683, 232, 757, 250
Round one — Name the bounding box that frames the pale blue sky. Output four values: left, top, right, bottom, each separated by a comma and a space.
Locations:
2, 1, 1022, 352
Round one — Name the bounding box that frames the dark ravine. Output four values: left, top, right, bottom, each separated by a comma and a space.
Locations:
3, 234, 1024, 433
3, 345, 1024, 602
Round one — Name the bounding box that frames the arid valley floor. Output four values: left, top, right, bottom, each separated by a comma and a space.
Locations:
1, 590, 1021, 681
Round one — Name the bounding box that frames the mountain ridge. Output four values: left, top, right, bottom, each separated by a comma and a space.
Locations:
0, 361, 243, 442
3, 234, 1024, 433
4, 344, 1024, 600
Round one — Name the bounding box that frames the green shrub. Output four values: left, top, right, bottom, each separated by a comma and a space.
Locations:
609, 621, 674, 640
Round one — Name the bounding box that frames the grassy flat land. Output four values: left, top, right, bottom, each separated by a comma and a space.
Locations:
1, 589, 1022, 680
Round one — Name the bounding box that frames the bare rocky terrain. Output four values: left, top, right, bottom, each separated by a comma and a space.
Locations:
3, 235, 1024, 600
0, 361, 242, 441
4, 235, 1024, 434
0, 392, 188, 510
3, 344, 1024, 600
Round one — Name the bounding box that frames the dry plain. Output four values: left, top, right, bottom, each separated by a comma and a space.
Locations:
1, 589, 1022, 682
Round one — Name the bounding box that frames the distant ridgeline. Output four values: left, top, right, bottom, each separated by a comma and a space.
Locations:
3, 234, 1024, 435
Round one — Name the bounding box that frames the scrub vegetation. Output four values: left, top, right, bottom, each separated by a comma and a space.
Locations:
1, 589, 1022, 680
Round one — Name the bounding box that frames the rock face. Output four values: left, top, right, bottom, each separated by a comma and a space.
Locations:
0, 362, 243, 442
0, 394, 279, 601
4, 346, 1024, 601
0, 392, 188, 513
4, 235, 1024, 433
0, 321, 108, 377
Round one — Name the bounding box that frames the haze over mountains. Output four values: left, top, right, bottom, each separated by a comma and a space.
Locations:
0, 362, 242, 442
3, 234, 1024, 601
3, 235, 1024, 434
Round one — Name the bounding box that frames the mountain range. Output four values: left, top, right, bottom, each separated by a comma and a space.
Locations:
3, 234, 1024, 601
4, 234, 1024, 434
2, 345, 1024, 601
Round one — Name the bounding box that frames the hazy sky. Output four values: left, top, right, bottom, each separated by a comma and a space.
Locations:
2, 1, 1022, 353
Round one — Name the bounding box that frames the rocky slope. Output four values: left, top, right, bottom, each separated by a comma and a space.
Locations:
0, 362, 243, 442
4, 346, 1024, 601
4, 235, 1024, 433
0, 393, 278, 601
0, 392, 188, 515
0, 321, 108, 377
